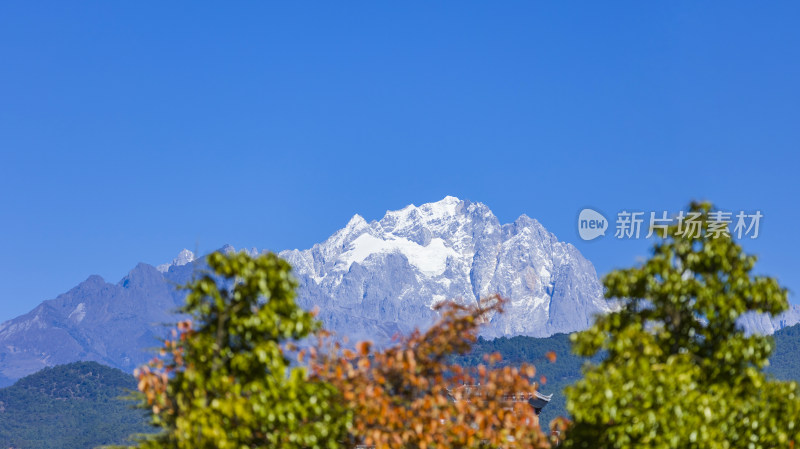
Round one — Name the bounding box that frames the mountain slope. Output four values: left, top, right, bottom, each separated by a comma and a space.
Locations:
0, 361, 151, 449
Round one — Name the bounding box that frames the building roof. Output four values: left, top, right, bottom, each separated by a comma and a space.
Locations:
447, 385, 552, 412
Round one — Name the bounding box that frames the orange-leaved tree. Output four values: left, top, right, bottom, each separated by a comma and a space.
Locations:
310, 294, 562, 449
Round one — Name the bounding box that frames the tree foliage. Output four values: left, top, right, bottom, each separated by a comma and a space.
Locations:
564, 202, 800, 448
134, 251, 350, 449
311, 295, 560, 448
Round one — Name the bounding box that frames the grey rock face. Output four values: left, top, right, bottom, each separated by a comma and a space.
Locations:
0, 263, 185, 382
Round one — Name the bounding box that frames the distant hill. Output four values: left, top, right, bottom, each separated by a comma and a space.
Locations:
0, 362, 152, 449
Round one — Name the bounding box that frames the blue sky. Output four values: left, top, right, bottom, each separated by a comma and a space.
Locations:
1, 2, 798, 323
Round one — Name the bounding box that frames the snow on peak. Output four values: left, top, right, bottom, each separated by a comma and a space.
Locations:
68, 303, 86, 323
322, 197, 467, 275
418, 195, 461, 217
379, 196, 465, 234
339, 233, 458, 276
156, 249, 196, 273
174, 249, 195, 265
345, 214, 368, 231
387, 196, 461, 218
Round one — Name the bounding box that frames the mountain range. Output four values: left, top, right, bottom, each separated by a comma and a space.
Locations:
1, 196, 797, 385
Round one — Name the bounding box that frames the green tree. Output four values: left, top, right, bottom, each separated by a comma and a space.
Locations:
134, 251, 350, 449
564, 202, 800, 448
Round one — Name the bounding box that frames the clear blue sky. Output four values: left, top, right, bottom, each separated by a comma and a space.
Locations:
1, 2, 798, 323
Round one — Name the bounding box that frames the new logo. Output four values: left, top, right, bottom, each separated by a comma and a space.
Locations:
578, 208, 608, 241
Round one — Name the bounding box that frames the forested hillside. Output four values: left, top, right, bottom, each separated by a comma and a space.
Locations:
766, 323, 800, 381
0, 362, 151, 449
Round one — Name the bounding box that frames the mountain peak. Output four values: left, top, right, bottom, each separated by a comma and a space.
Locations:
379, 196, 467, 234
83, 274, 106, 286
383, 196, 461, 215
156, 249, 196, 273
174, 249, 195, 265
345, 214, 368, 231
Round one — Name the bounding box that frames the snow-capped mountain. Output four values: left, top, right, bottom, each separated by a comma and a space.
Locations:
0, 196, 795, 385
280, 196, 610, 342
